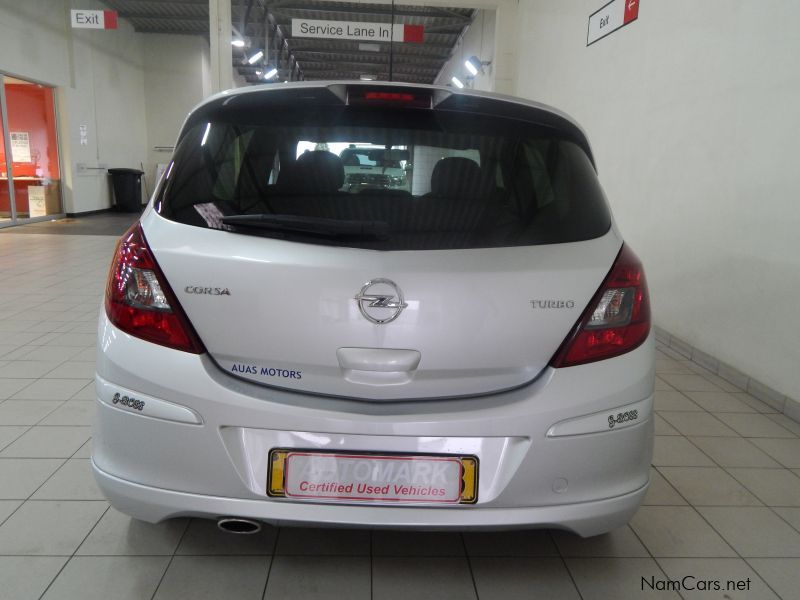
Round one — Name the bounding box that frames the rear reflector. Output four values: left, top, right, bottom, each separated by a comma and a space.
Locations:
105, 223, 205, 354
550, 244, 650, 368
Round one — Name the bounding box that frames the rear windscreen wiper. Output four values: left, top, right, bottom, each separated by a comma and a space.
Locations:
221, 214, 390, 239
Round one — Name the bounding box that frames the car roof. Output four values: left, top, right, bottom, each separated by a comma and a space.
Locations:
180, 81, 595, 168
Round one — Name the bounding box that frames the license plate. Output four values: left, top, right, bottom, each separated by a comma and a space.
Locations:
267, 449, 478, 504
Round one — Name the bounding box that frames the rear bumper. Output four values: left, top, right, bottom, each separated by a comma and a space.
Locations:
93, 313, 655, 536
92, 459, 649, 537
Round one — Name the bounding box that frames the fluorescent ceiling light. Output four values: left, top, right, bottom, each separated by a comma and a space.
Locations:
451, 76, 464, 89
359, 43, 380, 52
247, 50, 264, 64
465, 56, 490, 77
264, 67, 278, 79
231, 39, 245, 48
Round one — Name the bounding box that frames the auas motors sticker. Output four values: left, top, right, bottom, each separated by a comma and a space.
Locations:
230, 363, 302, 380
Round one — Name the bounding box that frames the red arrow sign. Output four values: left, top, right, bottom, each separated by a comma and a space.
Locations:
623, 0, 639, 24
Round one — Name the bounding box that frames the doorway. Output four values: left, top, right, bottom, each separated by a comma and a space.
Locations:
0, 74, 64, 228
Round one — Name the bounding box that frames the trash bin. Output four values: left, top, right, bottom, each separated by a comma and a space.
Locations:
108, 168, 144, 212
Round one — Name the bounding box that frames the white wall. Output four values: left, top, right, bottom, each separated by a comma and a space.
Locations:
0, 1, 213, 214
435, 10, 496, 91
0, 0, 148, 214
514, 1, 800, 400
143, 34, 211, 192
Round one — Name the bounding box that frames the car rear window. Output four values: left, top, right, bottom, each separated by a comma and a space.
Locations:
157, 96, 611, 251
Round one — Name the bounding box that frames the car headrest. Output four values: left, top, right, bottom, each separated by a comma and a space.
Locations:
430, 157, 485, 199
278, 150, 345, 194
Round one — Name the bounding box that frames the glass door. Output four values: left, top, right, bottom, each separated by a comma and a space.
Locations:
0, 86, 14, 225
0, 75, 63, 227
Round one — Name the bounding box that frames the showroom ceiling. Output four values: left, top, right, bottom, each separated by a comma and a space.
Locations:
101, 0, 475, 84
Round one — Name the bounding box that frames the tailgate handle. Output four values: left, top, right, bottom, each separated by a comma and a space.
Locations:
336, 348, 421, 373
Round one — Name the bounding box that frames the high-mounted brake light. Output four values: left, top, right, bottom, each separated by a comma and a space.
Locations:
105, 223, 205, 354
347, 87, 432, 109
550, 244, 650, 368
364, 92, 415, 102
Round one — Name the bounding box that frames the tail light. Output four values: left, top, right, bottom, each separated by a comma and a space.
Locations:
105, 223, 205, 353
550, 244, 650, 368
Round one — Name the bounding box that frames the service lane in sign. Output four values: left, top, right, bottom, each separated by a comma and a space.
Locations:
292, 19, 423, 43
587, 0, 639, 46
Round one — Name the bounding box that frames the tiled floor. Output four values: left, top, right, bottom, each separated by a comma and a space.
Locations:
1, 230, 799, 599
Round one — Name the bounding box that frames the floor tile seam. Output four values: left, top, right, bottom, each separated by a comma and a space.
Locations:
13, 423, 93, 429
0, 500, 24, 529
544, 529, 589, 600
709, 413, 799, 439
458, 531, 480, 600
763, 506, 800, 537
0, 455, 85, 461
3, 498, 109, 504
629, 486, 668, 567
35, 503, 111, 600
369, 529, 373, 600
1, 400, 71, 428
68, 381, 97, 402
657, 409, 746, 438
649, 465, 743, 560
15, 345, 86, 361
258, 525, 282, 600
148, 518, 192, 600
271, 550, 374, 557
0, 425, 89, 460
656, 438, 767, 499
0, 348, 25, 360
564, 555, 671, 600
67, 433, 93, 462
534, 551, 672, 558
660, 464, 789, 472
485, 553, 586, 600
0, 424, 33, 452
739, 557, 789, 600
260, 547, 277, 600
721, 465, 800, 507
18, 457, 71, 504
695, 370, 745, 391
745, 438, 800, 471
654, 422, 734, 471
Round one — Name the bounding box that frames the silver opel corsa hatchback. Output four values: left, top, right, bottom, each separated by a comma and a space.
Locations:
94, 82, 654, 537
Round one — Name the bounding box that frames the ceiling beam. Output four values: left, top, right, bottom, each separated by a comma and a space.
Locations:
270, 5, 470, 24
298, 62, 439, 75
290, 49, 445, 63
287, 38, 456, 51
300, 73, 432, 83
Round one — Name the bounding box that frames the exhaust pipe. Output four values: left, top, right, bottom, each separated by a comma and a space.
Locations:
217, 517, 262, 534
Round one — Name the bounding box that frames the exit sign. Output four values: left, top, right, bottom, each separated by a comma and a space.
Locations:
71, 9, 118, 30
587, 0, 639, 46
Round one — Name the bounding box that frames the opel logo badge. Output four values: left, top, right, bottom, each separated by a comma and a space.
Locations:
355, 278, 408, 324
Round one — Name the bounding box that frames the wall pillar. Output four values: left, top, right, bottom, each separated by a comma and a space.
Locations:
492, 0, 518, 95
209, 0, 233, 93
